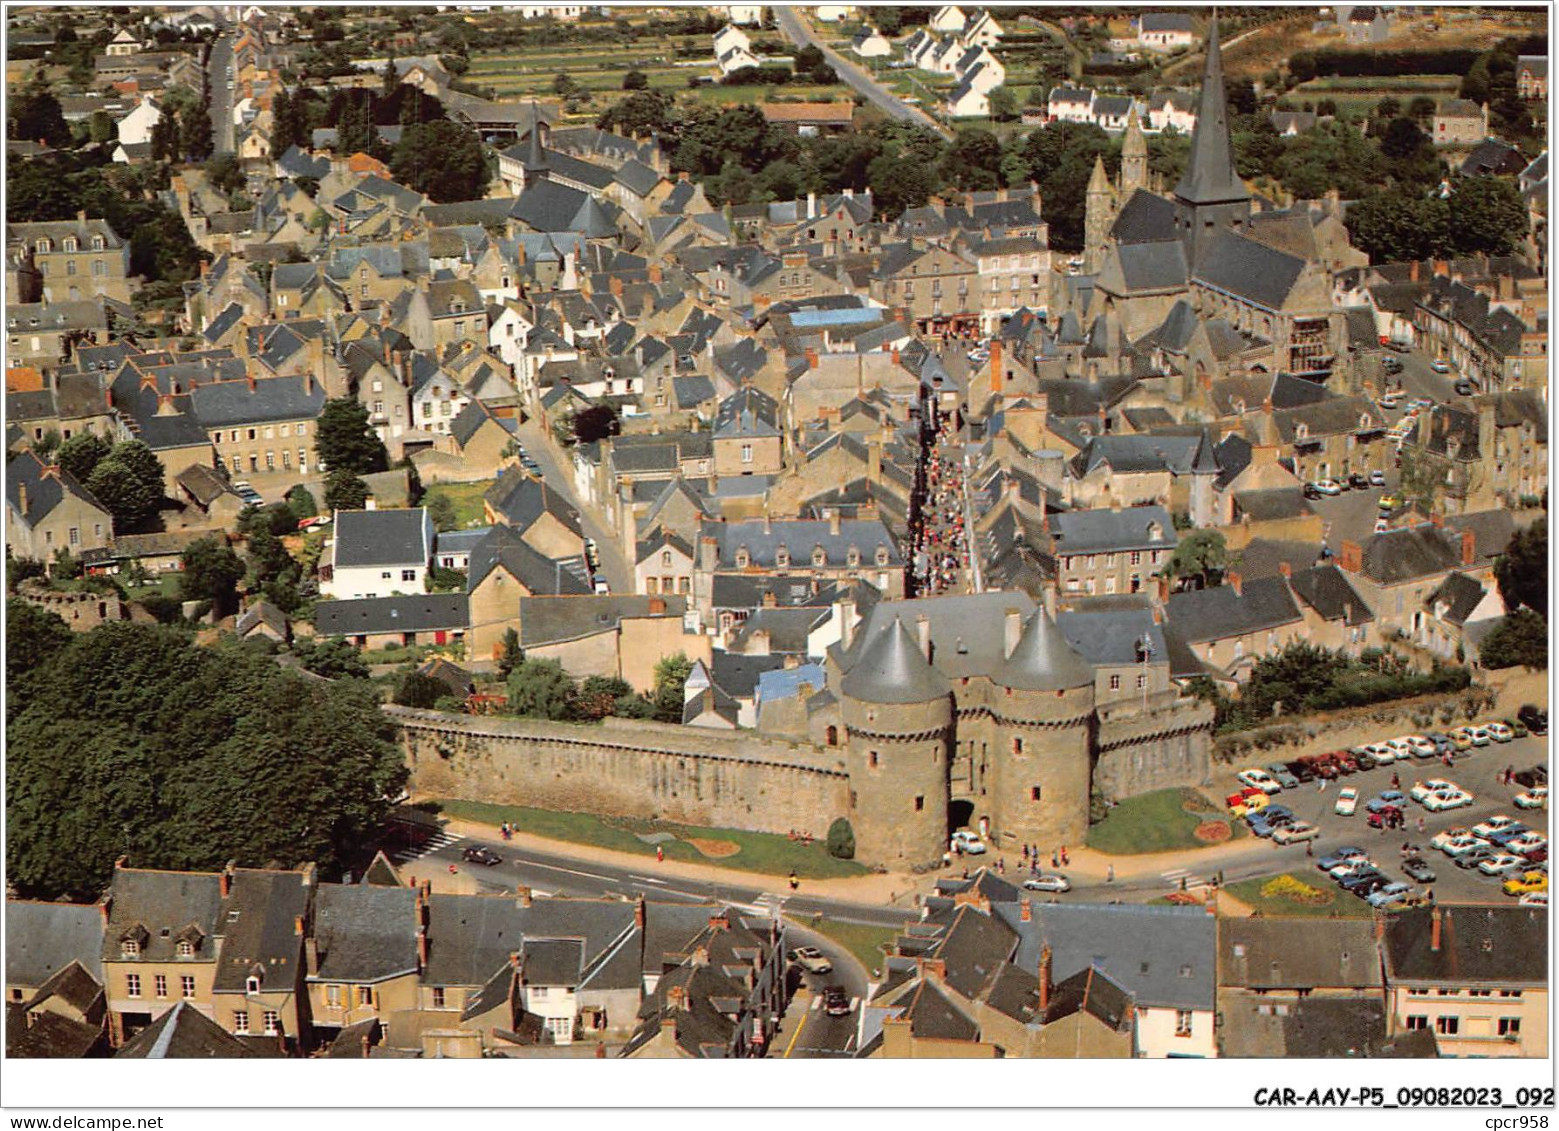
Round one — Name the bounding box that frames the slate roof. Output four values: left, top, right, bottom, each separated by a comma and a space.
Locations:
1355, 516, 1507, 585
839, 616, 951, 704
213, 870, 309, 993
485, 469, 583, 537
1048, 505, 1176, 556
701, 516, 901, 569
102, 868, 223, 965
520, 594, 685, 648
902, 978, 979, 1042
1165, 576, 1302, 645
332, 507, 432, 569
1220, 919, 1384, 990
996, 902, 1216, 1011
1055, 604, 1166, 667
6, 901, 105, 988
1193, 230, 1307, 310
115, 1000, 269, 1059
313, 594, 469, 636
6, 450, 108, 528
1111, 189, 1178, 245
1113, 239, 1189, 291
998, 609, 1095, 690
466, 524, 591, 596
188, 375, 325, 428
1288, 564, 1372, 625
1383, 906, 1546, 985
713, 385, 779, 439
1174, 15, 1248, 207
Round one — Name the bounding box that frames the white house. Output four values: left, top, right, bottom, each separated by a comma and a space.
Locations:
116, 93, 163, 148
321, 507, 435, 599
1148, 90, 1197, 134
410, 366, 471, 437
955, 43, 1004, 90
851, 25, 893, 58
1136, 12, 1197, 52
720, 4, 765, 25
813, 4, 854, 21
929, 4, 967, 32
925, 34, 965, 75
488, 302, 535, 373
106, 28, 143, 56
714, 24, 760, 75
945, 78, 990, 119
962, 9, 1003, 48
1047, 87, 1097, 125
511, 4, 585, 18
903, 29, 937, 68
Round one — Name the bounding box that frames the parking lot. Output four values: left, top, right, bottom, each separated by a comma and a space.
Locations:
1229, 730, 1548, 906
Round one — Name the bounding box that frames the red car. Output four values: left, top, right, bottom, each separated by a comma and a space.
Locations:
1367, 805, 1404, 829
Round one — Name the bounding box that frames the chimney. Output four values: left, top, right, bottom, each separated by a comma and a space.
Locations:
839, 596, 857, 651
648, 264, 662, 284
1430, 907, 1442, 952
649, 596, 667, 615
1338, 540, 1364, 574
918, 956, 946, 983
708, 913, 729, 932
305, 936, 319, 976
1227, 571, 1242, 596
1278, 561, 1291, 580
890, 346, 900, 365
517, 885, 532, 907
294, 915, 304, 937
1410, 260, 1420, 283
99, 899, 111, 926
805, 348, 819, 369
989, 340, 1003, 392
634, 896, 646, 929
1460, 529, 1476, 567
806, 191, 817, 219
828, 509, 841, 536
1157, 575, 1170, 605
16, 482, 27, 517
1004, 608, 1023, 658
1019, 899, 1031, 922
915, 614, 933, 662
220, 863, 235, 898
246, 371, 256, 393
667, 984, 687, 1011
1038, 945, 1053, 1013
417, 926, 428, 971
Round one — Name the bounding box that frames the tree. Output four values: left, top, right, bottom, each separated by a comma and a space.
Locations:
55, 432, 111, 484
180, 102, 214, 162
988, 86, 1019, 123
575, 674, 633, 721
390, 118, 489, 203
9, 90, 71, 148
1375, 96, 1401, 120
85, 441, 165, 530
572, 404, 621, 445
6, 598, 72, 686
826, 817, 855, 860
294, 637, 371, 679
1344, 187, 1449, 263
394, 671, 447, 708
596, 90, 674, 137
427, 493, 458, 532
204, 153, 243, 196
507, 658, 577, 721
496, 627, 523, 680
865, 152, 938, 219
1479, 609, 1548, 670
650, 652, 693, 723
1495, 516, 1546, 618
942, 127, 1002, 192
1162, 529, 1228, 589
324, 469, 370, 512
622, 69, 649, 91
286, 484, 318, 524
179, 536, 245, 616
316, 397, 389, 476
1447, 176, 1528, 258
7, 623, 405, 900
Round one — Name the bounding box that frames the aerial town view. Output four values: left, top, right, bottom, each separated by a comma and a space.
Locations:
2, 0, 1551, 1077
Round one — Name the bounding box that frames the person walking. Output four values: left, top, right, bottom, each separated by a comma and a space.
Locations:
656, 844, 664, 863
1106, 864, 1114, 883
789, 872, 799, 892
1060, 846, 1069, 866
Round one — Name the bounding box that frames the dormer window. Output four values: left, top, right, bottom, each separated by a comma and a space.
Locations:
775, 545, 790, 568
177, 940, 195, 958
246, 975, 261, 994
121, 939, 140, 958
1147, 521, 1164, 541
92, 236, 104, 251
1295, 422, 1309, 440
811, 544, 827, 567
846, 545, 860, 567
63, 237, 78, 253
875, 545, 890, 566
35, 239, 50, 254
734, 545, 750, 568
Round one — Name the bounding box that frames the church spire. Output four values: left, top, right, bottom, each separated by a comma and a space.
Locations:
524, 102, 549, 187
1174, 12, 1246, 206
1120, 102, 1147, 194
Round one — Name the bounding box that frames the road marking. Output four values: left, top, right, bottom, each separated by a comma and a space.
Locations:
628, 875, 668, 886
391, 833, 463, 864
518, 861, 616, 882
784, 1007, 809, 1058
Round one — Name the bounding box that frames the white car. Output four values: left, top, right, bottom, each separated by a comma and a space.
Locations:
1410, 779, 1459, 802
1431, 358, 1453, 373
1436, 834, 1489, 857
1473, 815, 1523, 839
1365, 742, 1397, 765
1467, 726, 1491, 746
1022, 874, 1071, 893
1478, 853, 1527, 876
1505, 832, 1548, 856
786, 946, 833, 975
1236, 768, 1283, 795
1422, 790, 1474, 812
950, 830, 986, 855
1369, 470, 1387, 487
1514, 787, 1548, 810
1330, 859, 1378, 879
592, 578, 610, 595
1485, 722, 1514, 743
1312, 478, 1343, 496
1272, 821, 1320, 845
1405, 735, 1437, 757
1334, 787, 1359, 817
1519, 891, 1548, 907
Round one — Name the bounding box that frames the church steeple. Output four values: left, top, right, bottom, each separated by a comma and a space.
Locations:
1083, 154, 1115, 275
1120, 102, 1148, 194
523, 102, 549, 188
1173, 11, 1250, 263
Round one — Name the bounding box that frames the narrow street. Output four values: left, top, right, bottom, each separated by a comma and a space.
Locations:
511, 416, 633, 594
908, 386, 973, 598
208, 34, 235, 155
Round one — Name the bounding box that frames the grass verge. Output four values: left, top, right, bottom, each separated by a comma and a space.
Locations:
804, 919, 900, 978
431, 798, 870, 880
1224, 871, 1375, 919
422, 479, 495, 529
1086, 787, 1241, 855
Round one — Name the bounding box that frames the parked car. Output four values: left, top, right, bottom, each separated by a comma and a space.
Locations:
1404, 735, 1438, 759
1365, 742, 1396, 765
1378, 391, 1405, 409
1265, 764, 1301, 790
1369, 790, 1407, 809
1347, 472, 1370, 490
1369, 469, 1387, 487
1504, 717, 1529, 739
461, 846, 502, 866
1514, 787, 1548, 810
1505, 832, 1548, 857
1385, 340, 1411, 353
1382, 357, 1404, 375
1516, 704, 1548, 735
1431, 357, 1453, 373
1422, 790, 1474, 812
1402, 857, 1437, 883
1287, 759, 1319, 783
1022, 874, 1071, 893
1454, 378, 1477, 396
1302, 482, 1324, 500
1513, 765, 1548, 789
1367, 806, 1403, 829
1366, 882, 1414, 908
1487, 826, 1535, 849
1334, 787, 1359, 817
593, 578, 610, 595
1485, 721, 1515, 743
787, 947, 833, 975
1436, 834, 1489, 858
1272, 821, 1320, 845
1311, 478, 1343, 496
1377, 494, 1403, 511
1426, 733, 1455, 757
1519, 891, 1548, 907
1473, 815, 1523, 839
1248, 807, 1296, 838
951, 830, 987, 855
822, 985, 852, 1016
1318, 847, 1369, 872
1478, 853, 1527, 876
1236, 768, 1283, 794
1410, 779, 1459, 802
1503, 871, 1548, 897
1454, 845, 1499, 870
1466, 726, 1491, 747
1341, 870, 1389, 896
1447, 728, 1475, 752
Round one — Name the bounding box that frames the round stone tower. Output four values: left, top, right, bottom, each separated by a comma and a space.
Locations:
989, 608, 1096, 853
837, 616, 953, 869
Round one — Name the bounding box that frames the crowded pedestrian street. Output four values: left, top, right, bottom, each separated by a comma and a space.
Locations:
910, 401, 974, 597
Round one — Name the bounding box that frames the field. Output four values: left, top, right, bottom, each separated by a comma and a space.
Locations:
1086, 787, 1242, 855
432, 797, 872, 880
421, 478, 494, 529
1290, 74, 1462, 115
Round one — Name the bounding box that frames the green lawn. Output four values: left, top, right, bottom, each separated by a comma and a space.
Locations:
1225, 871, 1375, 919
423, 480, 494, 530
431, 798, 871, 880
1086, 788, 1241, 855
805, 919, 901, 978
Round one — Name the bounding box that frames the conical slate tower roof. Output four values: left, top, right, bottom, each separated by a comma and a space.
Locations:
997, 609, 1094, 691
840, 617, 951, 705
1122, 103, 1147, 160
1173, 14, 1248, 206
525, 102, 549, 172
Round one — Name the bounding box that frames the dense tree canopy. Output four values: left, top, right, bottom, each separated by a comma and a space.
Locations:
1495, 516, 1547, 619
1479, 608, 1548, 671
390, 118, 490, 203
7, 623, 405, 900
180, 535, 246, 616
316, 397, 390, 476
84, 441, 166, 531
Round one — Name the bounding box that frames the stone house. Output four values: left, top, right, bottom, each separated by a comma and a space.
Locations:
7, 216, 134, 305
1040, 504, 1178, 598
1164, 572, 1306, 682
1431, 100, 1489, 146
5, 450, 113, 563
305, 881, 422, 1038
313, 593, 470, 652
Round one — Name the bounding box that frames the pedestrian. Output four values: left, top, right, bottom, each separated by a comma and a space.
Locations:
1061, 846, 1069, 866
961, 866, 969, 880
1417, 816, 1426, 834
1106, 864, 1114, 883
1391, 772, 1400, 789
789, 872, 799, 892
1051, 851, 1059, 869
656, 844, 664, 862
1305, 841, 1313, 858
1021, 844, 1029, 863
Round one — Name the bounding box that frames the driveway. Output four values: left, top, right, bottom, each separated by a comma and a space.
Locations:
772, 7, 949, 136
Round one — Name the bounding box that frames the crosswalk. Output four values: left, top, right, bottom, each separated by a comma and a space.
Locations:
1161, 867, 1207, 890
750, 893, 788, 918
391, 832, 463, 865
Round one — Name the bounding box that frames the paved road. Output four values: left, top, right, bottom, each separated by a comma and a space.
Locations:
512, 417, 632, 594
780, 925, 869, 1058
208, 36, 235, 155
772, 7, 949, 137
394, 831, 916, 930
